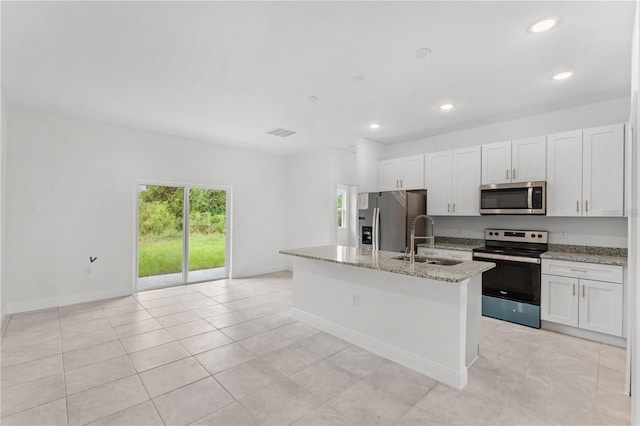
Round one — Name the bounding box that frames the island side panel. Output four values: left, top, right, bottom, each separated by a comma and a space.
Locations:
291, 257, 470, 389
465, 274, 482, 367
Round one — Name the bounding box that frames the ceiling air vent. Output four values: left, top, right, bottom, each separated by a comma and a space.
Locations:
267, 128, 296, 137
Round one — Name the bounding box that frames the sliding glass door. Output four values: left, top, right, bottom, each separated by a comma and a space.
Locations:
137, 184, 228, 290
187, 188, 227, 282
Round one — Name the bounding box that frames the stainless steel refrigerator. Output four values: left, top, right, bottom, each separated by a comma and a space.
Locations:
358, 190, 427, 253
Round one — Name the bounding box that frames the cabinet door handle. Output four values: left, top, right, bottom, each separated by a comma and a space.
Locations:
448, 203, 451, 213
582, 285, 585, 298
400, 179, 403, 188
585, 200, 588, 213
453, 203, 456, 213
513, 169, 516, 180
573, 283, 576, 296
570, 268, 588, 273
506, 169, 509, 180
396, 180, 399, 188
576, 200, 580, 213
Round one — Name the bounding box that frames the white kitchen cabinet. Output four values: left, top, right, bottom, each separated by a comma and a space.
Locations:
481, 137, 546, 184
415, 247, 472, 260
579, 279, 623, 336
441, 250, 473, 261
451, 147, 482, 215
547, 124, 624, 217
481, 141, 511, 184
583, 125, 625, 216
541, 259, 623, 337
424, 151, 452, 215
378, 155, 425, 191
541, 274, 579, 327
416, 247, 443, 257
511, 136, 547, 183
426, 147, 480, 216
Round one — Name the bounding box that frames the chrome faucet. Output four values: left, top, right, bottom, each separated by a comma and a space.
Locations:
410, 215, 435, 264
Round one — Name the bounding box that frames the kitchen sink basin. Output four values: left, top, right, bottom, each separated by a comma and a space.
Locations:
392, 255, 462, 266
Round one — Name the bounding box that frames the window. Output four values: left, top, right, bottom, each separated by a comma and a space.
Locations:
337, 188, 346, 228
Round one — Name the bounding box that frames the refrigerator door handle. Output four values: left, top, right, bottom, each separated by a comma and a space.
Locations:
371, 207, 377, 250
373, 207, 380, 251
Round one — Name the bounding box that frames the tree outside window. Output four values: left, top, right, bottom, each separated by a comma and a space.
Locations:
337, 189, 346, 228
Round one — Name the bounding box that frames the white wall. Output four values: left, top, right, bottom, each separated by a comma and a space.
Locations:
285, 148, 356, 252
356, 137, 384, 192
385, 97, 630, 158
5, 105, 288, 313
1, 93, 7, 323
629, 1, 640, 423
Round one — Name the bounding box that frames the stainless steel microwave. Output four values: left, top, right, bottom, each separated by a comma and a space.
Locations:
480, 181, 546, 215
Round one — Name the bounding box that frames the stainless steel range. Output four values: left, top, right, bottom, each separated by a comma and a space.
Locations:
472, 229, 548, 328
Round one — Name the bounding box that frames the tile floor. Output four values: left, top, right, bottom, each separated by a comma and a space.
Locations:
0, 271, 630, 425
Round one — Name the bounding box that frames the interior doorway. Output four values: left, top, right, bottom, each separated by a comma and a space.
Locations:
336, 183, 357, 247
136, 183, 229, 290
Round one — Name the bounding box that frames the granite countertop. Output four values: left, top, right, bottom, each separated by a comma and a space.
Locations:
541, 244, 627, 266
417, 237, 484, 252
279, 245, 495, 283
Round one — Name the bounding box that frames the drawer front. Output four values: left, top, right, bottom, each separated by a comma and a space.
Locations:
417, 247, 443, 257
442, 250, 473, 261
542, 259, 623, 283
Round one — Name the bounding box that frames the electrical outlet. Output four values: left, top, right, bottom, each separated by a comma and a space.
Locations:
560, 230, 568, 239
456, 226, 462, 234
352, 294, 360, 307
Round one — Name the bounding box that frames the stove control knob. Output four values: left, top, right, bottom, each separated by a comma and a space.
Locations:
489, 232, 493, 236
531, 233, 535, 238
538, 234, 543, 238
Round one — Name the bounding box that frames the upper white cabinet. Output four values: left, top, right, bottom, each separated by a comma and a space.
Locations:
547, 124, 624, 217
426, 147, 480, 216
481, 137, 546, 184
378, 155, 425, 191
425, 151, 452, 215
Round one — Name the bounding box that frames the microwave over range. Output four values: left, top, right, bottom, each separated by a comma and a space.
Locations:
479, 181, 546, 215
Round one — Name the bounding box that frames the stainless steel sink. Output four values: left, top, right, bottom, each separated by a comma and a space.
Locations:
392, 255, 462, 266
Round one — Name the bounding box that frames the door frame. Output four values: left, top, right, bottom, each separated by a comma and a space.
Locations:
133, 180, 232, 291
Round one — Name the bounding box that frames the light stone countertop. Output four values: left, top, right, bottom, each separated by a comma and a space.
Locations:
541, 244, 627, 266
417, 237, 484, 252
279, 245, 495, 283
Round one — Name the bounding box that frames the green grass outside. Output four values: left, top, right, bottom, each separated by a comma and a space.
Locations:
138, 233, 225, 277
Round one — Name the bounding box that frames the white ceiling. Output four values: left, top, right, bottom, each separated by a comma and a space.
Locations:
1, 1, 636, 156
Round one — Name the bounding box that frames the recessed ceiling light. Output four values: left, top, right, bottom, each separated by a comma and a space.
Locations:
369, 122, 381, 130
528, 17, 558, 33
439, 103, 455, 111
552, 71, 573, 80
352, 75, 366, 83
307, 96, 319, 102
413, 48, 432, 59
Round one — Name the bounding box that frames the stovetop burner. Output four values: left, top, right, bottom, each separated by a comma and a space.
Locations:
474, 228, 549, 257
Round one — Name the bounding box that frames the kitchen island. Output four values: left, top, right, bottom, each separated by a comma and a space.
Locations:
280, 245, 495, 389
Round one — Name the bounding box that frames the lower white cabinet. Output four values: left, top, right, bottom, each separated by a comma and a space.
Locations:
541, 260, 623, 337
416, 247, 472, 260
442, 250, 473, 261
416, 247, 442, 257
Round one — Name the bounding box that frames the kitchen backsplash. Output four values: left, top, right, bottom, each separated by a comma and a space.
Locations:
429, 216, 628, 248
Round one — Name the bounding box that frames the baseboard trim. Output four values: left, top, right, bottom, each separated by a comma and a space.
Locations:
541, 320, 627, 348
291, 307, 467, 389
6, 288, 134, 314
230, 264, 289, 279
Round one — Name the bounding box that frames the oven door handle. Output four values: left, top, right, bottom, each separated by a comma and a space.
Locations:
473, 252, 541, 264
